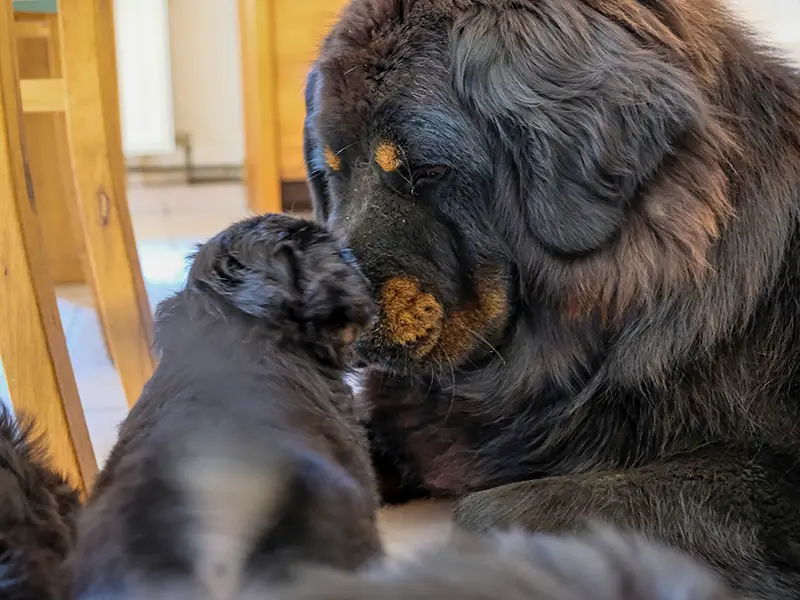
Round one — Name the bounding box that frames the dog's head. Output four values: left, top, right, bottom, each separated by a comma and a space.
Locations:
303, 0, 755, 381
184, 214, 375, 362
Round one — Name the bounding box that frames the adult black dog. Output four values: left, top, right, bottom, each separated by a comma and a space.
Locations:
71, 214, 382, 599
303, 0, 800, 597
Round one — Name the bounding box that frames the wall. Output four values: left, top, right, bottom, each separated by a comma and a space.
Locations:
728, 0, 800, 63
131, 0, 245, 168
115, 0, 175, 157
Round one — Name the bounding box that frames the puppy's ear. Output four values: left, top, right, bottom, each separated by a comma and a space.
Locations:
451, 4, 707, 255
300, 247, 375, 351
189, 226, 302, 320
304, 65, 332, 224
191, 220, 374, 342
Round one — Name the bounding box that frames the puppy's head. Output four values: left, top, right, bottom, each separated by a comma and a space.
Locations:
186, 214, 375, 360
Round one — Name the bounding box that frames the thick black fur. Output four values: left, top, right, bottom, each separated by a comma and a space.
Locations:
0, 406, 81, 600
304, 0, 800, 597
269, 526, 739, 600
70, 214, 382, 599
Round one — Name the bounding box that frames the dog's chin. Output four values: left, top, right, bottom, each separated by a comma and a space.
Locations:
353, 325, 505, 379
355, 336, 412, 373
352, 330, 432, 376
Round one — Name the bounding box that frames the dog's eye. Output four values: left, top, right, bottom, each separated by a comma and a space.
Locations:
411, 165, 449, 190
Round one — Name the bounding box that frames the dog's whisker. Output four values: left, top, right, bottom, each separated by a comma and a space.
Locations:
438, 347, 457, 424
335, 142, 358, 156
462, 326, 506, 365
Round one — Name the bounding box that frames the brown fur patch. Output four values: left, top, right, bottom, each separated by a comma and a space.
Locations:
374, 142, 402, 172
560, 126, 736, 323
379, 276, 444, 354
433, 275, 508, 363
582, 0, 725, 87
323, 146, 341, 172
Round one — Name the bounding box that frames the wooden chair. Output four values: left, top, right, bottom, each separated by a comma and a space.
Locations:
237, 0, 349, 214
1, 0, 156, 493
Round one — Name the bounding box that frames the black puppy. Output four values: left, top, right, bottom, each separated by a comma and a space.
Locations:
0, 406, 81, 600
70, 214, 382, 600
268, 526, 739, 600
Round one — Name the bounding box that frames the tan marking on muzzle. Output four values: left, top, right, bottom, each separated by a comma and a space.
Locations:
434, 276, 508, 363
380, 276, 443, 355
323, 146, 341, 172
374, 142, 402, 172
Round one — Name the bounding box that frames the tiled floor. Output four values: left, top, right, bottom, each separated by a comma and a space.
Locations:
0, 181, 452, 550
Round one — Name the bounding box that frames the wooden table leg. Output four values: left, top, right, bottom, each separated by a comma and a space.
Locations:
58, 0, 155, 407
0, 0, 96, 494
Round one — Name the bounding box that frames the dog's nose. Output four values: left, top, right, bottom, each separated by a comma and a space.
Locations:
378, 276, 444, 357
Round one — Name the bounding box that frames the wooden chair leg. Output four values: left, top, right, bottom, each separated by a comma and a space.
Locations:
19, 12, 115, 363
238, 0, 282, 214
17, 13, 86, 286
0, 1, 96, 494
58, 0, 155, 407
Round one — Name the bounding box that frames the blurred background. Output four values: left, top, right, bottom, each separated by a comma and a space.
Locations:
1, 0, 799, 476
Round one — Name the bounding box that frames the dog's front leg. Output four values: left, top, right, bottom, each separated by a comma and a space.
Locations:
454, 446, 800, 599
359, 371, 501, 504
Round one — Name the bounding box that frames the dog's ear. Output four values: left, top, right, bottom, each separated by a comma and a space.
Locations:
450, 3, 707, 256
304, 65, 332, 224
300, 246, 375, 353
206, 249, 292, 320
191, 219, 374, 343
188, 221, 303, 320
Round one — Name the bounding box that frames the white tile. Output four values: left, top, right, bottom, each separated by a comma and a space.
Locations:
83, 407, 128, 466
0, 364, 10, 413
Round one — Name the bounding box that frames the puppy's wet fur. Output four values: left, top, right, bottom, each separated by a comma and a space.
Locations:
268, 527, 739, 600
0, 406, 81, 600
70, 214, 382, 600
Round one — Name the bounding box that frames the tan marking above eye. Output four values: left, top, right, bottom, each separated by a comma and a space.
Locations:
374, 142, 402, 172
323, 146, 341, 172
